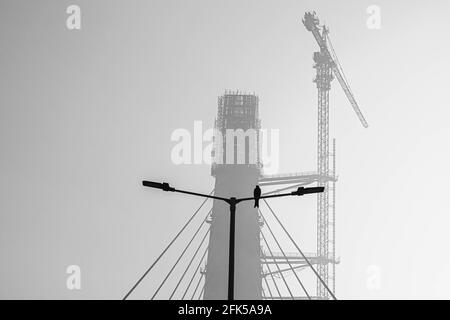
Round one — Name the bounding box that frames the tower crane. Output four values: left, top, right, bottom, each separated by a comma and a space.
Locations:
303, 11, 369, 128
302, 11, 369, 299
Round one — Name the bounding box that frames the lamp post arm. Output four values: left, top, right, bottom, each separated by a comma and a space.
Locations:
174, 189, 229, 202
236, 192, 294, 203
142, 180, 229, 202
236, 186, 325, 203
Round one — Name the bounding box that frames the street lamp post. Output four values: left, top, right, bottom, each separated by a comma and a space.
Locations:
228, 197, 237, 301
142, 180, 324, 300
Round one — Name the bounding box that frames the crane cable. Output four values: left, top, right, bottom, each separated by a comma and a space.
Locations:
263, 199, 337, 300
262, 273, 273, 300
122, 190, 213, 300
181, 245, 208, 299
261, 251, 274, 300
151, 208, 212, 299
191, 271, 205, 300
326, 33, 352, 94
197, 283, 205, 300
261, 230, 294, 299
259, 209, 311, 300
169, 226, 210, 299
261, 245, 283, 299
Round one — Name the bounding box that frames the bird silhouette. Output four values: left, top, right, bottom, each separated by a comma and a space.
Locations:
253, 185, 261, 208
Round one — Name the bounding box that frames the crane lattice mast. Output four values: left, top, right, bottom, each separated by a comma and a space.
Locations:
302, 11, 368, 299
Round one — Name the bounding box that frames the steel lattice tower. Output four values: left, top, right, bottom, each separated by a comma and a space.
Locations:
304, 11, 368, 298
313, 26, 333, 299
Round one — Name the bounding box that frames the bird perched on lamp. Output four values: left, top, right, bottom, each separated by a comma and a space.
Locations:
253, 185, 261, 208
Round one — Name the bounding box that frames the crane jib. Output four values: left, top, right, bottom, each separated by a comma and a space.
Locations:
331, 66, 369, 128
303, 11, 369, 129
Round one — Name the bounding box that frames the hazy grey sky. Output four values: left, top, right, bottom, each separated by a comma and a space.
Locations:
1, 0, 450, 299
